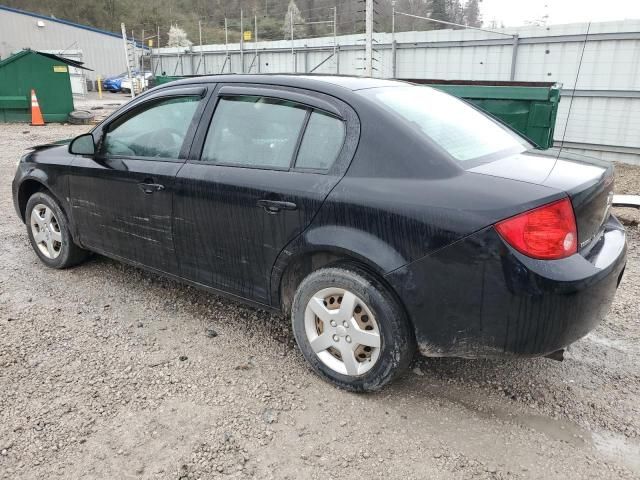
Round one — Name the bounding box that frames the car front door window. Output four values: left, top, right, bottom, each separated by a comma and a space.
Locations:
103, 96, 200, 159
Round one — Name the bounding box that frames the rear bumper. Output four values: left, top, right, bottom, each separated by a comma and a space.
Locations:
386, 215, 627, 358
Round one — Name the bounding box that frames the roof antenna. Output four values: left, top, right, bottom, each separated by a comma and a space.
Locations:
557, 21, 591, 159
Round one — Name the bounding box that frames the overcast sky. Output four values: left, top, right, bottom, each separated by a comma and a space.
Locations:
481, 0, 640, 27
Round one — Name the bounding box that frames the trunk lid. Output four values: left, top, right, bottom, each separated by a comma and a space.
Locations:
469, 149, 615, 250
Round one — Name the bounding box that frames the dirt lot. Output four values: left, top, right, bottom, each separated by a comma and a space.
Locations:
1, 123, 639, 480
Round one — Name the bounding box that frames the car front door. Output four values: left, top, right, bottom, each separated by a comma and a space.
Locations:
173, 85, 358, 304
68, 86, 208, 273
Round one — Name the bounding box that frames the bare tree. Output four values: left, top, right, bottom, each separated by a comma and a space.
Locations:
282, 0, 306, 39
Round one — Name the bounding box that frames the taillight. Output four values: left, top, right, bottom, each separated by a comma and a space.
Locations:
495, 198, 577, 260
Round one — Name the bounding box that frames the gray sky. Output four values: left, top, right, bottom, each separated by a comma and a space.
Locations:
481, 0, 640, 27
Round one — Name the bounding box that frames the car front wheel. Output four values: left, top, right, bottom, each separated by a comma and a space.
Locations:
291, 265, 415, 392
25, 191, 89, 269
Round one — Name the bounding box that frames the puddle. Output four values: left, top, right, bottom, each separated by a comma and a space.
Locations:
592, 430, 640, 474
435, 389, 590, 448
449, 395, 640, 474
512, 414, 589, 447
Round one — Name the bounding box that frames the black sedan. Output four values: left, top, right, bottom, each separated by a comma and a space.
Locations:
12, 75, 627, 391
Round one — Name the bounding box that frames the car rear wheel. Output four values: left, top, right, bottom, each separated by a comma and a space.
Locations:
25, 192, 89, 269
291, 266, 415, 392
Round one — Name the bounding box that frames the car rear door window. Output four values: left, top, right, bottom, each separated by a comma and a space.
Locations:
360, 86, 529, 163
103, 96, 200, 159
201, 95, 308, 169
295, 111, 345, 170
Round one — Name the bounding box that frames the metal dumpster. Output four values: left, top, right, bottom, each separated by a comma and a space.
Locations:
152, 75, 201, 87
404, 79, 561, 149
0, 49, 91, 123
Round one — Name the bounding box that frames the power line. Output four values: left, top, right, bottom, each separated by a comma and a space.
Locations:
557, 21, 591, 158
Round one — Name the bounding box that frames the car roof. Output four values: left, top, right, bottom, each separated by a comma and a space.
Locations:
287, 75, 407, 90
164, 74, 409, 92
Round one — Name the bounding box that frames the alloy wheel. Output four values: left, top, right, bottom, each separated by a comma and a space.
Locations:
304, 287, 381, 376
30, 204, 62, 259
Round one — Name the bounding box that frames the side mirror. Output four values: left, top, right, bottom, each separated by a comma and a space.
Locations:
69, 133, 96, 155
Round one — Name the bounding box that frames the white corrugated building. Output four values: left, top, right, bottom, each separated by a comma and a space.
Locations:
0, 5, 130, 88
153, 19, 640, 165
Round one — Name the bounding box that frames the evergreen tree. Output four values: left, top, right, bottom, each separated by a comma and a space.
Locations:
429, 0, 450, 29
463, 0, 482, 28
447, 0, 464, 25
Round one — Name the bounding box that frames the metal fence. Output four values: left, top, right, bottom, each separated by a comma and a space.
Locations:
151, 19, 640, 165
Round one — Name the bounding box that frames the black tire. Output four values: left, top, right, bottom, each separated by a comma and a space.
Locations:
25, 191, 90, 269
68, 110, 95, 125
291, 265, 416, 392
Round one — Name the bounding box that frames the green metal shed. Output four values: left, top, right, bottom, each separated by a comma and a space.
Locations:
404, 79, 562, 150
0, 49, 91, 123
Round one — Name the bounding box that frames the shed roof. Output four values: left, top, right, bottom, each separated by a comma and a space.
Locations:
0, 4, 122, 39
0, 49, 93, 70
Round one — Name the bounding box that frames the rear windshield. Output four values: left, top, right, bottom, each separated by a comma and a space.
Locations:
360, 86, 530, 163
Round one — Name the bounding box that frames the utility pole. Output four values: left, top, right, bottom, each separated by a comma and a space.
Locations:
157, 25, 162, 75
333, 6, 340, 73
364, 0, 373, 77
391, 1, 396, 78
510, 34, 520, 81
255, 14, 259, 73
224, 18, 230, 73
198, 20, 203, 74
290, 9, 295, 72
153, 25, 162, 75
240, 9, 244, 73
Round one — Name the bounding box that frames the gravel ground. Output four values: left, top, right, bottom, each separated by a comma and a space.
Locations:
1, 123, 639, 480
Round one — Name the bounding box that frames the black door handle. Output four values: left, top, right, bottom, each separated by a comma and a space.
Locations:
138, 181, 165, 194
257, 199, 298, 214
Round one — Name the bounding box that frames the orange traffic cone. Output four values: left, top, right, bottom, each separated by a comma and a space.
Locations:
30, 89, 45, 126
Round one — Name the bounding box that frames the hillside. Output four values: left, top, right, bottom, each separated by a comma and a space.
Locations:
2, 0, 483, 45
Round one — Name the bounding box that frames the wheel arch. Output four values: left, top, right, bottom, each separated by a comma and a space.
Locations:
273, 243, 410, 327
17, 177, 78, 243
17, 178, 51, 222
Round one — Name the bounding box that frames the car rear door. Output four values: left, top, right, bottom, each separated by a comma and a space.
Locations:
173, 84, 358, 304
68, 85, 209, 274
